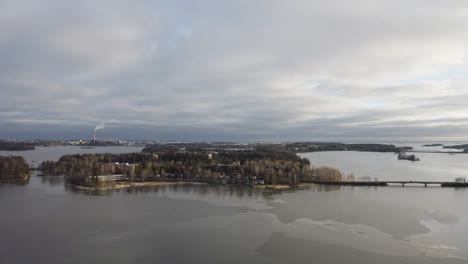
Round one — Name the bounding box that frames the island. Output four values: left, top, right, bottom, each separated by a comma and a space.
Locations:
422, 144, 444, 147
0, 156, 30, 184
397, 152, 420, 161
39, 146, 355, 189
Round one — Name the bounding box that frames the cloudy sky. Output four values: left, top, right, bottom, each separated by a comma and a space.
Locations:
1, 0, 468, 141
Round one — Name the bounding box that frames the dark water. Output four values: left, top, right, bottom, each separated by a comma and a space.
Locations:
1, 146, 468, 263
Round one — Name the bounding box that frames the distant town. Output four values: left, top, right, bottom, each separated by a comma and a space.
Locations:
0, 139, 147, 151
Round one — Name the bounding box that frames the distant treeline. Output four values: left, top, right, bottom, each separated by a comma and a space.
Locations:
422, 144, 444, 147
39, 150, 355, 187
0, 141, 36, 151
143, 142, 413, 154
143, 142, 255, 153
443, 144, 468, 152
284, 142, 413, 153
0, 156, 30, 183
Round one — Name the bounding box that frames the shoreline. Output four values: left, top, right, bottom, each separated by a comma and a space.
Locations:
0, 174, 30, 184
253, 183, 315, 190
68, 181, 313, 191
69, 181, 202, 190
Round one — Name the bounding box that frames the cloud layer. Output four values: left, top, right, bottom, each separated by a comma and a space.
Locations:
1, 0, 468, 141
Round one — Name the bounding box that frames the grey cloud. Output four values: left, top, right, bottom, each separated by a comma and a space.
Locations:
1, 0, 468, 141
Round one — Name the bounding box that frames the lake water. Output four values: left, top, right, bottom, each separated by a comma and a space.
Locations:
1, 145, 468, 263
299, 151, 468, 182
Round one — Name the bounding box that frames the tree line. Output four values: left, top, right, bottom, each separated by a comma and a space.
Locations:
0, 156, 30, 183
285, 142, 413, 153
0, 141, 35, 151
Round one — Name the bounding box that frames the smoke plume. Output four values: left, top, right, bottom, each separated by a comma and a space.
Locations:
94, 122, 105, 132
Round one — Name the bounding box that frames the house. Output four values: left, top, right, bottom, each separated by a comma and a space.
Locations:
89, 174, 126, 182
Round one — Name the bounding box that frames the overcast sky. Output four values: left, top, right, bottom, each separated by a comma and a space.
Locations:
1, 0, 468, 142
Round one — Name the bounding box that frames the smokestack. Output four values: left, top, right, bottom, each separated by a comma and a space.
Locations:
93, 122, 105, 142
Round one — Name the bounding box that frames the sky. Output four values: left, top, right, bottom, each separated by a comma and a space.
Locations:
1, 0, 468, 142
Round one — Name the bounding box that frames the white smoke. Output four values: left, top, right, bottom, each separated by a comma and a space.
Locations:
94, 122, 105, 131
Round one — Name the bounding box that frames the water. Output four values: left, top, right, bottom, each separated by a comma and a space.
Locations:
1, 145, 468, 263
299, 151, 468, 182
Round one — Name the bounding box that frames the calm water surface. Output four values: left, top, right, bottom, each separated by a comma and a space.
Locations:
1, 146, 468, 263
299, 150, 468, 182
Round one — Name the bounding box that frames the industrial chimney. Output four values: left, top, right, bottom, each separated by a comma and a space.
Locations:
93, 122, 105, 143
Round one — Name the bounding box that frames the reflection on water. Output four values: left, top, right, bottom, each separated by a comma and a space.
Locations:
307, 184, 350, 192
40, 175, 65, 186
2, 177, 30, 186
67, 183, 273, 210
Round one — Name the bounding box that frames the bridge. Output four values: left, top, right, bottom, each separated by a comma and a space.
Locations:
385, 181, 446, 187
306, 180, 468, 187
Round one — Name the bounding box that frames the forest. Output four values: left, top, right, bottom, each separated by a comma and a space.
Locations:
285, 142, 413, 153
39, 150, 352, 187
0, 156, 30, 183
0, 141, 36, 151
